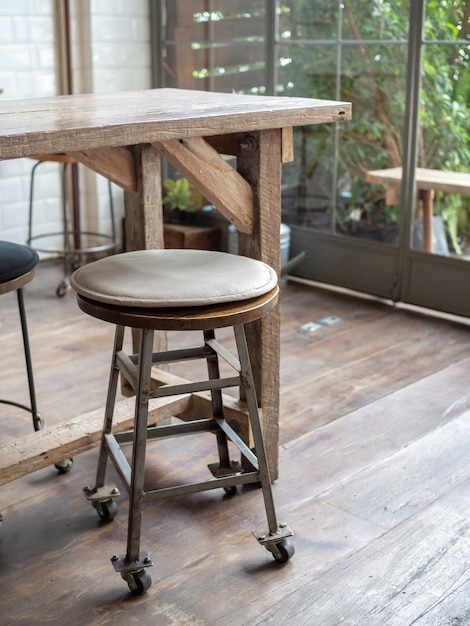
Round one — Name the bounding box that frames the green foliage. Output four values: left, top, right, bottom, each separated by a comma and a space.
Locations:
162, 178, 204, 212
278, 0, 470, 231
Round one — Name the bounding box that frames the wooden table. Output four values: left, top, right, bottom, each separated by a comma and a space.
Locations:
367, 167, 470, 252
0, 88, 350, 479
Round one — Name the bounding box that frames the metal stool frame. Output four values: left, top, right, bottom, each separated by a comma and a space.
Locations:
28, 158, 118, 297
0, 275, 43, 433
77, 289, 294, 595
0, 268, 73, 485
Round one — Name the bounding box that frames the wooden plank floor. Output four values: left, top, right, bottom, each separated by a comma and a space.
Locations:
1, 260, 469, 625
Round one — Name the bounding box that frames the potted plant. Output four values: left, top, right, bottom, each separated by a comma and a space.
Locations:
161, 177, 221, 250
162, 177, 204, 223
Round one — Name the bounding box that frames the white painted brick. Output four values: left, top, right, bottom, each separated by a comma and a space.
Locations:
0, 1, 29, 16
0, 17, 13, 42
13, 17, 32, 41
119, 0, 149, 17
30, 16, 54, 43
1, 201, 29, 230
0, 44, 32, 70
0, 159, 31, 178
91, 16, 130, 42
0, 72, 14, 97
0, 177, 23, 204
37, 45, 55, 70
32, 0, 54, 17
129, 17, 151, 42
14, 70, 55, 97
123, 67, 151, 91
92, 0, 148, 18
92, 0, 121, 14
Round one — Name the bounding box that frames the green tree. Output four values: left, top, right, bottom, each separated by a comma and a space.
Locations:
278, 0, 469, 225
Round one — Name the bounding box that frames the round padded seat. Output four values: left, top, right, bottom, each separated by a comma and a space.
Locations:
0, 241, 39, 284
70, 249, 278, 308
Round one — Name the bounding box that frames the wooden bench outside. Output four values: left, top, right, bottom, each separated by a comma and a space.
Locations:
366, 167, 470, 252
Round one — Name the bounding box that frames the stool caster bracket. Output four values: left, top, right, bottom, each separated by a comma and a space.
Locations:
252, 523, 295, 563
207, 459, 242, 479
111, 553, 153, 595
252, 522, 294, 546
83, 483, 120, 502
111, 551, 153, 574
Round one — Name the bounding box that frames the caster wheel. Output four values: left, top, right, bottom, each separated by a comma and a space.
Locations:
93, 499, 118, 522
271, 539, 295, 564
224, 485, 238, 496
56, 281, 69, 297
127, 569, 152, 596
55, 458, 73, 474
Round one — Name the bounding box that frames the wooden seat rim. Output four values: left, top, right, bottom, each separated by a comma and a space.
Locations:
76, 286, 279, 331
0, 269, 36, 295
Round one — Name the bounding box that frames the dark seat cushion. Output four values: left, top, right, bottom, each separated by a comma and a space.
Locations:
0, 241, 39, 283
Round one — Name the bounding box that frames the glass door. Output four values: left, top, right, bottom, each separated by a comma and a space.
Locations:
401, 0, 470, 317
277, 0, 410, 301
277, 0, 470, 316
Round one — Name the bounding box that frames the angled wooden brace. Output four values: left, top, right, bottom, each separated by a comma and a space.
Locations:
154, 136, 254, 234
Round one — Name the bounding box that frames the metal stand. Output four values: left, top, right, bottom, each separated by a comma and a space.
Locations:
27, 158, 118, 297
0, 288, 44, 432
0, 288, 73, 474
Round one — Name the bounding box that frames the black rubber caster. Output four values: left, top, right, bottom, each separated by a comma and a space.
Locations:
56, 280, 70, 297
55, 457, 73, 473
126, 569, 152, 595
223, 485, 238, 496
271, 539, 295, 563
93, 499, 118, 522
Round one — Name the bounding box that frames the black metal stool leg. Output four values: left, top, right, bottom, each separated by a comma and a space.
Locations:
17, 288, 43, 432
0, 288, 45, 431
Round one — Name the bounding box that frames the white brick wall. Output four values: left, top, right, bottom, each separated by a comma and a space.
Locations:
0, 0, 57, 245
0, 0, 152, 251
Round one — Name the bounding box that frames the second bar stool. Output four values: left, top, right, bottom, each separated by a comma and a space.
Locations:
70, 249, 294, 595
28, 155, 118, 297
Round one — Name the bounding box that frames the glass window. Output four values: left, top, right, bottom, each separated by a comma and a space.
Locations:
410, 2, 470, 257
163, 1, 266, 93
277, 1, 409, 243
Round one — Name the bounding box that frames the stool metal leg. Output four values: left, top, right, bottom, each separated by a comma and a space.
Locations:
17, 288, 43, 432
114, 327, 154, 594
234, 324, 294, 563
0, 288, 44, 431
126, 327, 154, 564
203, 329, 235, 479
84, 324, 125, 520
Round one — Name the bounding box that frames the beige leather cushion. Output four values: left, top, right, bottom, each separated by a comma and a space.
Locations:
70, 249, 277, 307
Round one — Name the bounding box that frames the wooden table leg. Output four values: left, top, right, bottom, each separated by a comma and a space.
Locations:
420, 189, 434, 253
123, 144, 167, 393
237, 129, 282, 481
124, 144, 164, 251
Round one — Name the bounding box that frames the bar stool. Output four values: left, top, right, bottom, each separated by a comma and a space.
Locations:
27, 155, 118, 298
0, 241, 73, 479
70, 249, 294, 595
0, 241, 44, 432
